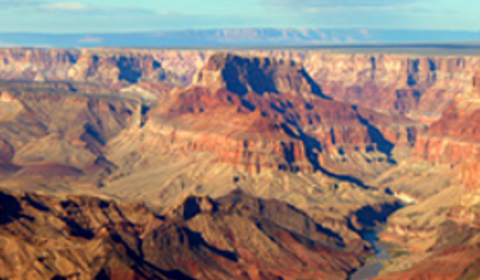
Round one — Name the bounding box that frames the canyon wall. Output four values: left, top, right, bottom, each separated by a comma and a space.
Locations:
1, 49, 479, 123
411, 71, 480, 187
148, 53, 419, 180
372, 70, 480, 280
1, 48, 480, 280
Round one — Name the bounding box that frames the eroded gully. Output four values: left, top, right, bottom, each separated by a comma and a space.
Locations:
348, 197, 411, 280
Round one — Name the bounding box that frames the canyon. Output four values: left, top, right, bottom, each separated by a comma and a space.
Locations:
369, 70, 480, 280
0, 189, 368, 280
0, 48, 479, 280
1, 48, 479, 122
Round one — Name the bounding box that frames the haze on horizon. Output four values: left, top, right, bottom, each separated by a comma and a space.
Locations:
0, 0, 479, 33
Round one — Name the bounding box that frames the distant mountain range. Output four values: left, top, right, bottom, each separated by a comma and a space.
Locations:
1, 28, 480, 48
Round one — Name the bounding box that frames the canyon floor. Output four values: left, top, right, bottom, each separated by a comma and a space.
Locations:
0, 48, 479, 280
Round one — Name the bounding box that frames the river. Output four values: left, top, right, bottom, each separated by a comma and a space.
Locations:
349, 227, 390, 280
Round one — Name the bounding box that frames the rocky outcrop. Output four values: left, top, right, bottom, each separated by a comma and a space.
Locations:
146, 51, 480, 122
193, 53, 328, 99
0, 189, 366, 280
0, 81, 142, 187
151, 53, 418, 180
0, 48, 184, 92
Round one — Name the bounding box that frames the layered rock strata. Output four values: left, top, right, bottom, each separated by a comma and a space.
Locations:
149, 53, 419, 180
371, 70, 480, 279
0, 49, 479, 122
0, 189, 367, 280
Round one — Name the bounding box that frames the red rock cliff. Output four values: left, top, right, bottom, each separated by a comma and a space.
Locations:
151, 53, 418, 179
0, 49, 478, 123
411, 70, 480, 189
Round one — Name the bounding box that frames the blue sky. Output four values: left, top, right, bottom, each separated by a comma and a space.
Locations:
0, 0, 479, 33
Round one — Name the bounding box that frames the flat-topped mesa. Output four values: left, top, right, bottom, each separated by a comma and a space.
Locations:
192, 52, 327, 99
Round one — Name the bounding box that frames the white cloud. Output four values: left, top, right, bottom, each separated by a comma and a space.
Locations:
302, 4, 419, 13
42, 2, 87, 11
36, 2, 159, 16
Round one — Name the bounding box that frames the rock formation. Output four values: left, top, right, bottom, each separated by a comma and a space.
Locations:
150, 53, 418, 179
0, 53, 401, 250
0, 189, 366, 280
0, 81, 143, 188
0, 47, 480, 279
370, 69, 480, 280
0, 48, 184, 94
0, 49, 479, 123
411, 70, 480, 185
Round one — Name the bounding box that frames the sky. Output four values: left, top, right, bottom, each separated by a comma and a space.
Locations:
0, 0, 479, 33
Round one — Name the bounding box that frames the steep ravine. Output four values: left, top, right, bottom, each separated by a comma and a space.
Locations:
350, 227, 392, 280
348, 201, 406, 280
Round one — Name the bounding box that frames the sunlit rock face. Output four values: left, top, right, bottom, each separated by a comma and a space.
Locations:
0, 81, 142, 186
151, 52, 418, 180
374, 69, 480, 280
0, 189, 366, 280
161, 50, 480, 124
411, 69, 480, 188
0, 49, 479, 123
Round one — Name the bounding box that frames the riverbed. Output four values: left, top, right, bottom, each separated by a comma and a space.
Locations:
350, 227, 390, 280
